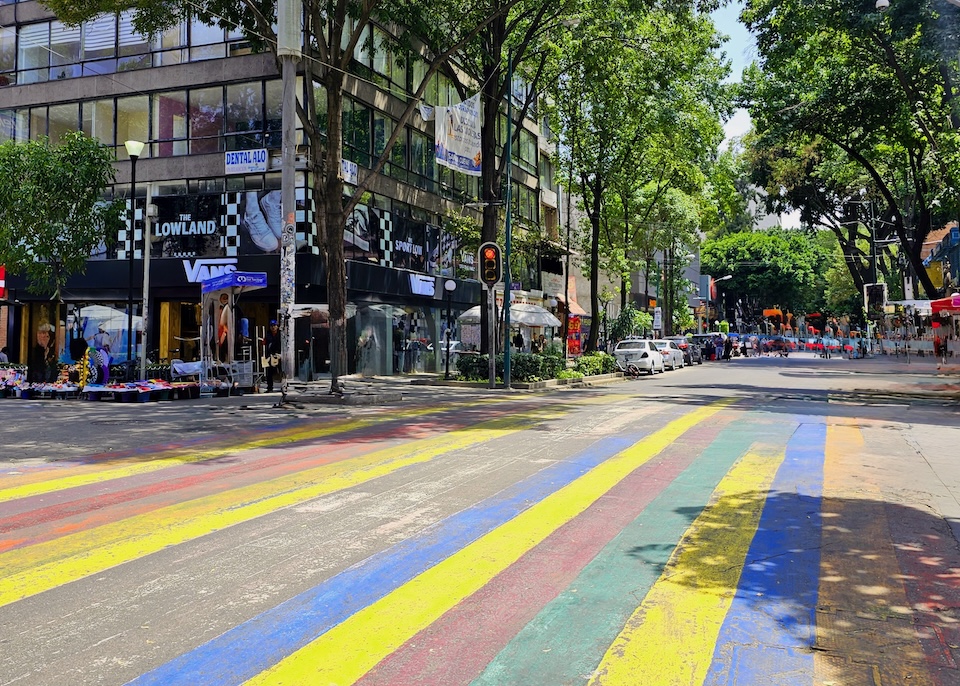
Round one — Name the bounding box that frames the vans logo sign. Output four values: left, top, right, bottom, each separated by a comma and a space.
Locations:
183, 258, 238, 283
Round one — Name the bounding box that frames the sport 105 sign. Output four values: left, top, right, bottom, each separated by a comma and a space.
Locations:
225, 149, 268, 174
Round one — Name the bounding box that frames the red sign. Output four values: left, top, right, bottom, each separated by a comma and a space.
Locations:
0, 265, 5, 299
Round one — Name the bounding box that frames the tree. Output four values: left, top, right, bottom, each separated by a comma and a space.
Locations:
701, 228, 829, 326
0, 132, 123, 302
552, 3, 728, 350
740, 0, 960, 298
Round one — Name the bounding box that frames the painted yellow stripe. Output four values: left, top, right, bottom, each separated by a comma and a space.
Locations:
815, 423, 925, 684
0, 401, 502, 504
244, 399, 736, 686
587, 444, 784, 686
0, 407, 558, 608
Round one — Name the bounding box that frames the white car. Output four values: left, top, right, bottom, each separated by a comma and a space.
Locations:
612, 339, 665, 375
652, 339, 685, 370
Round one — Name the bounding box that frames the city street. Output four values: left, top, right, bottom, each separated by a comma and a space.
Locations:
2, 353, 960, 685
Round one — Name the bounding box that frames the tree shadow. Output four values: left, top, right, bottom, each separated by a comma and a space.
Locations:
625, 489, 960, 682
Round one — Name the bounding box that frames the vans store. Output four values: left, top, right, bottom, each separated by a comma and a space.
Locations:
4, 190, 479, 381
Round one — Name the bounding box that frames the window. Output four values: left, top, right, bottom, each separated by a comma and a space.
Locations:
49, 21, 81, 79
48, 103, 79, 144
116, 95, 148, 159
19, 23, 49, 84
410, 130, 434, 191
189, 87, 224, 154
342, 98, 370, 167
0, 26, 15, 86
82, 99, 114, 146
0, 110, 15, 141
152, 20, 185, 66
152, 91, 187, 157
189, 18, 225, 60
264, 80, 282, 148
225, 82, 263, 150
518, 128, 537, 174
82, 15, 116, 61
373, 113, 406, 180
118, 12, 152, 70
29, 106, 47, 139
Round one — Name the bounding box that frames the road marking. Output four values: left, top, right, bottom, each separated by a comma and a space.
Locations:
243, 400, 735, 686
586, 446, 784, 685
0, 408, 557, 608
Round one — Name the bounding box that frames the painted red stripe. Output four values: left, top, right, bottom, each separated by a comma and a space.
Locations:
886, 502, 960, 681
0, 405, 537, 551
356, 416, 734, 686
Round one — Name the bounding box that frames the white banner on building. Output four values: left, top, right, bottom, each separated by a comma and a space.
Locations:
434, 94, 482, 177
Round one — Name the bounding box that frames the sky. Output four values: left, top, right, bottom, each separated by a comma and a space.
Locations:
710, 0, 801, 228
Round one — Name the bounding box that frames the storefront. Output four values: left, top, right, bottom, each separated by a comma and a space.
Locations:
5, 190, 482, 380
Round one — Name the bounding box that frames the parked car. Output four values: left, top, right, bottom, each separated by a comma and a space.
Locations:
612, 338, 665, 375
652, 339, 685, 370
690, 333, 721, 361
670, 337, 703, 365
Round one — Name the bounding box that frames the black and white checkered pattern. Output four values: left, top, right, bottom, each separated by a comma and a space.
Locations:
297, 186, 319, 255
379, 211, 393, 267
221, 193, 242, 256
117, 199, 143, 260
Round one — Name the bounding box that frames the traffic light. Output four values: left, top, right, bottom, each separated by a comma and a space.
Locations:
478, 242, 502, 287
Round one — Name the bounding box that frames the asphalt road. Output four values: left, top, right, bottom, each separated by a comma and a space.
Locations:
2, 352, 960, 685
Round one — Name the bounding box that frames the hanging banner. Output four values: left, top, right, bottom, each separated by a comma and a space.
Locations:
434, 94, 482, 177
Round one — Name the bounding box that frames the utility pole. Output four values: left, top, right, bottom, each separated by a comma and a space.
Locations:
277, 0, 301, 398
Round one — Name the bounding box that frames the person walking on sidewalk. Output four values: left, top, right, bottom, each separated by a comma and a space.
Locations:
262, 320, 282, 393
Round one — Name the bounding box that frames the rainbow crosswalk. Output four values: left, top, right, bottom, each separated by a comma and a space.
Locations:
2, 395, 958, 685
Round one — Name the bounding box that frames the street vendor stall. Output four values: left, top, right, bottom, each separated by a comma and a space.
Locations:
199, 271, 268, 391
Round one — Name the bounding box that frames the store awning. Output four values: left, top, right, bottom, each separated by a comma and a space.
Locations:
931, 294, 960, 316
557, 294, 588, 316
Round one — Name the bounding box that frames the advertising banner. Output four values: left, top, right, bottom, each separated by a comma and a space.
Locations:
434, 94, 482, 177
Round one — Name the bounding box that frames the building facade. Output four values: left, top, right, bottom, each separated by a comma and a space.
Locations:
0, 4, 574, 378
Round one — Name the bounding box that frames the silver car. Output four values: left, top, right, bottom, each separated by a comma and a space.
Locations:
652, 339, 685, 370
612, 338, 664, 375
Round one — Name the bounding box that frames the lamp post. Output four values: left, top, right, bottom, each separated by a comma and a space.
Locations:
443, 278, 457, 380
124, 139, 144, 380
714, 274, 732, 329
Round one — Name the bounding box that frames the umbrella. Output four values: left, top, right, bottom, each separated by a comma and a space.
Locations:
457, 303, 561, 328
510, 303, 562, 327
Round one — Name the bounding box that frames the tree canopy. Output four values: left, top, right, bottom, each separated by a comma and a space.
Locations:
0, 132, 123, 302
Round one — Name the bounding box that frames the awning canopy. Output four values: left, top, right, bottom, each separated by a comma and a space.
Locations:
458, 303, 561, 327
557, 295, 588, 316
931, 294, 960, 316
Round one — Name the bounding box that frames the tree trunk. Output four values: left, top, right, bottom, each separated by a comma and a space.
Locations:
320, 73, 347, 394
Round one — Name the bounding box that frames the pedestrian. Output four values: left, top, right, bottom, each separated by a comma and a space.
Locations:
714, 335, 723, 361
723, 336, 733, 360
262, 319, 282, 393
0, 346, 8, 363
513, 330, 525, 352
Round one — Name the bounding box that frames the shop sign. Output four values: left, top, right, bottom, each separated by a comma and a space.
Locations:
183, 258, 238, 283
224, 148, 268, 174
341, 159, 359, 185
408, 273, 436, 297
0, 265, 5, 299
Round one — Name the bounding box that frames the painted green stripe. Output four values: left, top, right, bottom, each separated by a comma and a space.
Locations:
471, 415, 799, 686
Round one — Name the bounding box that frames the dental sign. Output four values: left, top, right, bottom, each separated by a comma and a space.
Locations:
224, 148, 268, 175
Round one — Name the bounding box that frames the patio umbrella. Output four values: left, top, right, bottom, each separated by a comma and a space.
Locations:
509, 303, 561, 327
457, 303, 561, 327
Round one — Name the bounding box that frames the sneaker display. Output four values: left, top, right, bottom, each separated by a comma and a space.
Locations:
241, 191, 279, 252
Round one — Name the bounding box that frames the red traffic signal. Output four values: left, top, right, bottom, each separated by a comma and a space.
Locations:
478, 242, 502, 287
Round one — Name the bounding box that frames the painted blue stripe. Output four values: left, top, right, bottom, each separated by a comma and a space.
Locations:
704, 418, 826, 686
129, 409, 684, 686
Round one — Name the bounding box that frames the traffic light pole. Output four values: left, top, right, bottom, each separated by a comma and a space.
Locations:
487, 286, 497, 388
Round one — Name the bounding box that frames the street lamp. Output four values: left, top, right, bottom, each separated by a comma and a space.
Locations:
443, 278, 457, 380
714, 274, 732, 329
124, 139, 144, 380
